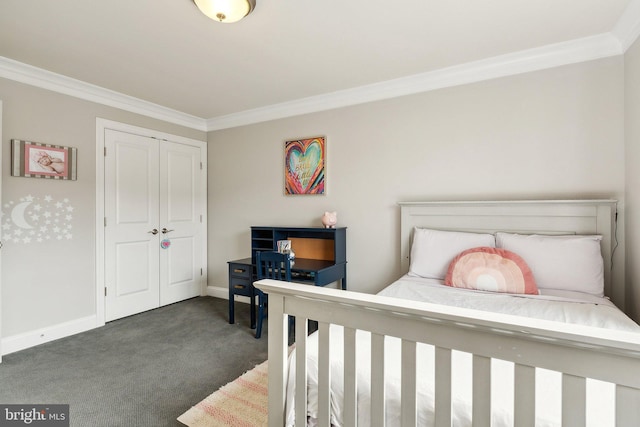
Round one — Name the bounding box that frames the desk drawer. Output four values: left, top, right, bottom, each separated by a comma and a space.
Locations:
229, 263, 252, 279
230, 278, 253, 297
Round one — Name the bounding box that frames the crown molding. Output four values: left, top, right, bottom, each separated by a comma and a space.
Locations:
207, 32, 622, 130
612, 0, 640, 52
0, 28, 630, 133
0, 56, 208, 131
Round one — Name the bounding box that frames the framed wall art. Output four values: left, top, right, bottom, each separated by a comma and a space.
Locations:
11, 139, 77, 180
284, 136, 325, 195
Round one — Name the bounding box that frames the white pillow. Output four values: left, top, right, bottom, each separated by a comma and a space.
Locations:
408, 228, 496, 280
495, 232, 604, 296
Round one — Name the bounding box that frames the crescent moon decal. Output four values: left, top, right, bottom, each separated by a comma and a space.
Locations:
11, 201, 33, 229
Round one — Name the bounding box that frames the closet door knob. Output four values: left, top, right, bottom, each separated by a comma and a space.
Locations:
162, 228, 174, 234
148, 229, 159, 235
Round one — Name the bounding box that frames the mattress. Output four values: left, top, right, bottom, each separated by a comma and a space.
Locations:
285, 275, 640, 427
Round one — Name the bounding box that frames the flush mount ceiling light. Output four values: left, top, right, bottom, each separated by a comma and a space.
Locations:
193, 0, 256, 23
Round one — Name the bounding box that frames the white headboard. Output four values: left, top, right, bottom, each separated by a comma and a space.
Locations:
398, 200, 621, 308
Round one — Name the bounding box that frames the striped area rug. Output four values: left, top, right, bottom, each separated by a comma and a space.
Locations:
178, 360, 269, 427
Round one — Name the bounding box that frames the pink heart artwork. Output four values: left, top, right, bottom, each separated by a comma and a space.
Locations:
285, 137, 325, 194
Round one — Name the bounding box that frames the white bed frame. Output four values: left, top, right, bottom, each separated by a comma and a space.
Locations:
255, 200, 640, 427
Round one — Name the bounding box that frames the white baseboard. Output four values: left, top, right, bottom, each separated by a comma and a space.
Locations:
1, 315, 98, 356
207, 285, 228, 299
207, 285, 252, 304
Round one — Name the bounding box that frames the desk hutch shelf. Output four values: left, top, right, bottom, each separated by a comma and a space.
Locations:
228, 226, 347, 325
251, 226, 346, 286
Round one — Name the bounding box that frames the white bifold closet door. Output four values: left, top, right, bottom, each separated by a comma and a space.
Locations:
104, 129, 202, 322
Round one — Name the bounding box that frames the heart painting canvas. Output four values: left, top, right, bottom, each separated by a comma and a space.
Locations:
284, 136, 325, 195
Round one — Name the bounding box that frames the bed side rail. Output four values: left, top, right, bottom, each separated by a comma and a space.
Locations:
254, 279, 640, 427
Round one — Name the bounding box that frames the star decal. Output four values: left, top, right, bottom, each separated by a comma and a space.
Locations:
1, 195, 75, 244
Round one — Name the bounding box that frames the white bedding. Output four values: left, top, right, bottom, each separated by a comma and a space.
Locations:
285, 276, 640, 427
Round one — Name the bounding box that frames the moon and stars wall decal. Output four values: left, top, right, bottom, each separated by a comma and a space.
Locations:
1, 195, 75, 244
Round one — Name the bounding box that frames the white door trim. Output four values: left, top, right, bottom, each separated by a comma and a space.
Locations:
95, 118, 208, 327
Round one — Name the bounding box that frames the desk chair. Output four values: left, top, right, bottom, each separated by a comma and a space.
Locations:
255, 251, 291, 339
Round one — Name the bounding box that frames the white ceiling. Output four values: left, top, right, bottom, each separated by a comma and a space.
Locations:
1, 0, 639, 131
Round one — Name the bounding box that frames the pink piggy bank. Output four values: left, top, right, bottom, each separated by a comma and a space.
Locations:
321, 211, 337, 228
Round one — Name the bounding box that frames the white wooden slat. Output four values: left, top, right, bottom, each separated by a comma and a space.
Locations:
284, 282, 640, 388
371, 333, 386, 427
434, 347, 452, 426
514, 364, 535, 427
294, 316, 309, 427
277, 282, 640, 389
472, 355, 491, 427
256, 277, 640, 427
401, 340, 417, 427
561, 374, 585, 427
615, 385, 640, 427
266, 293, 288, 427
317, 322, 331, 427
343, 327, 358, 427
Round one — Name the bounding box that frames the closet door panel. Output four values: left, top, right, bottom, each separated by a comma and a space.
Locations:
159, 141, 202, 305
105, 130, 160, 321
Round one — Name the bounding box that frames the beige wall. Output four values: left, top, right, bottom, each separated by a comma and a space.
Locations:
0, 78, 205, 338
0, 49, 633, 348
208, 57, 627, 304
625, 37, 640, 321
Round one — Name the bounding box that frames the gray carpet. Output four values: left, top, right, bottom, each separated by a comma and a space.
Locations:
0, 296, 268, 427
